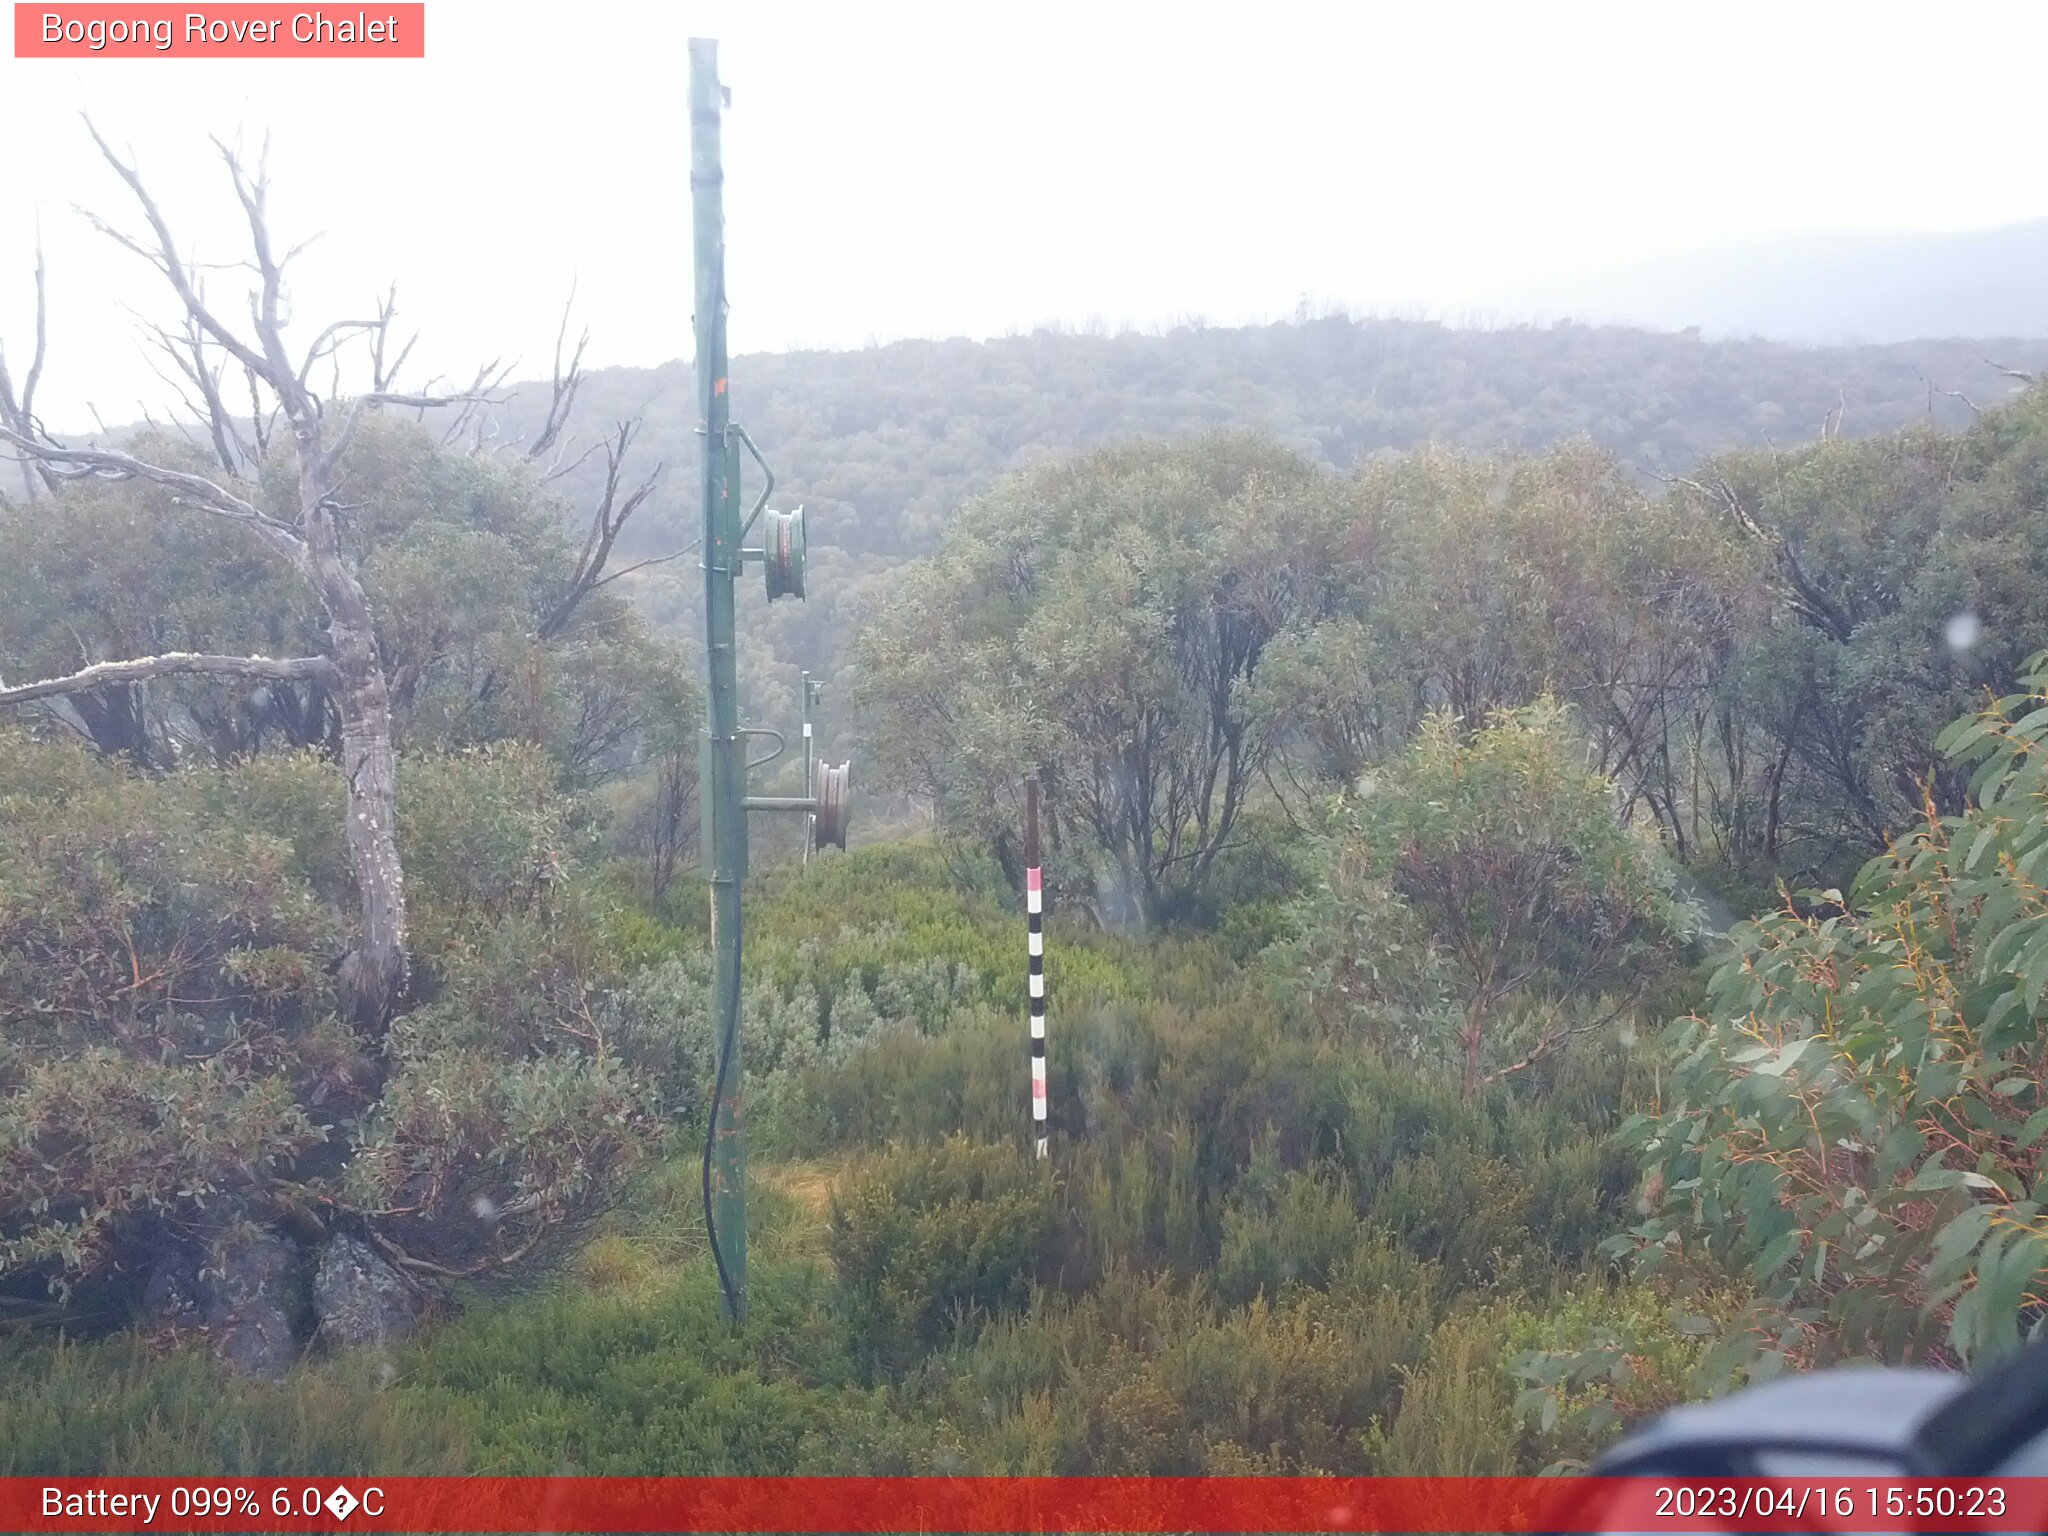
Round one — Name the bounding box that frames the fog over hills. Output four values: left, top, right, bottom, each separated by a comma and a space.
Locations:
485, 315, 2048, 570
1512, 219, 2048, 344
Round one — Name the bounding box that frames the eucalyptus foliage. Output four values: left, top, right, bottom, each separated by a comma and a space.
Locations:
0, 731, 665, 1295
1274, 702, 1696, 1094
853, 433, 1354, 925
1669, 393, 2048, 879
1616, 651, 2048, 1375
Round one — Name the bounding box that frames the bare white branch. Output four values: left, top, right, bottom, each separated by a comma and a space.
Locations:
368, 285, 419, 393
0, 231, 57, 499
537, 418, 662, 639
319, 384, 505, 481
295, 317, 384, 391
435, 358, 515, 449
527, 285, 587, 462
143, 314, 251, 471
0, 423, 295, 541
80, 115, 278, 387
0, 651, 336, 708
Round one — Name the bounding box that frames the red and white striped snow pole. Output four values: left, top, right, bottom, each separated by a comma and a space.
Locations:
1026, 777, 1047, 1159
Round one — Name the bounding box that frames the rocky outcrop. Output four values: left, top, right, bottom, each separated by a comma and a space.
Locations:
138, 1222, 423, 1378
312, 1234, 419, 1350
202, 1230, 304, 1381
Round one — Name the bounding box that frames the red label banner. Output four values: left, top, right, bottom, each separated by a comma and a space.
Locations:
6, 1477, 2048, 1532
14, 4, 425, 57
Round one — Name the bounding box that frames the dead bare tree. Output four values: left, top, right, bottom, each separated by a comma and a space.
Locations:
537, 419, 667, 640
0, 122, 494, 1031
527, 286, 588, 468
517, 302, 692, 641
0, 233, 56, 502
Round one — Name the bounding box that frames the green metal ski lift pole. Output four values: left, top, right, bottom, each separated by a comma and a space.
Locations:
691, 37, 850, 1325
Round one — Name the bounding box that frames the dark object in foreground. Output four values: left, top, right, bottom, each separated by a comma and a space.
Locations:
1589, 1337, 2048, 1478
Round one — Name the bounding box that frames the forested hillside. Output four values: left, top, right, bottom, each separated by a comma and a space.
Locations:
503, 316, 2048, 565
474, 317, 2048, 750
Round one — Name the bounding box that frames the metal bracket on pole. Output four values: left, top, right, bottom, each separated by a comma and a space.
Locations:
732, 424, 776, 545
740, 725, 786, 772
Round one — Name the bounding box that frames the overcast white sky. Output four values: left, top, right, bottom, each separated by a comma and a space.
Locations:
4, 0, 2047, 427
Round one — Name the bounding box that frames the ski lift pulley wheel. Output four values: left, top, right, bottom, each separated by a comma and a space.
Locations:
766, 505, 806, 601
814, 760, 850, 850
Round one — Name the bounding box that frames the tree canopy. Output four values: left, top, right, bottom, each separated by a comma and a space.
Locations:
1274, 702, 1696, 1094
852, 432, 1355, 925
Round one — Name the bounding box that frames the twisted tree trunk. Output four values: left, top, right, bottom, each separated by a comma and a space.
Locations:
306, 506, 408, 1028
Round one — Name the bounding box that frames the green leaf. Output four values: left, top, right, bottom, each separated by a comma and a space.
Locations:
1910, 1158, 1967, 1193
1938, 716, 2000, 758
1978, 1232, 2048, 1361
1873, 1120, 1926, 1185
1926, 1203, 1996, 1291
1754, 1228, 1802, 1285
1757, 1038, 1812, 1077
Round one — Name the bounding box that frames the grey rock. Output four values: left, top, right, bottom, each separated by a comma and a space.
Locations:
141, 1234, 205, 1327
202, 1230, 303, 1381
312, 1234, 417, 1350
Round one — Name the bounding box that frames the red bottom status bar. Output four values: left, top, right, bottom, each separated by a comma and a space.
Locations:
11, 1476, 2048, 1533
